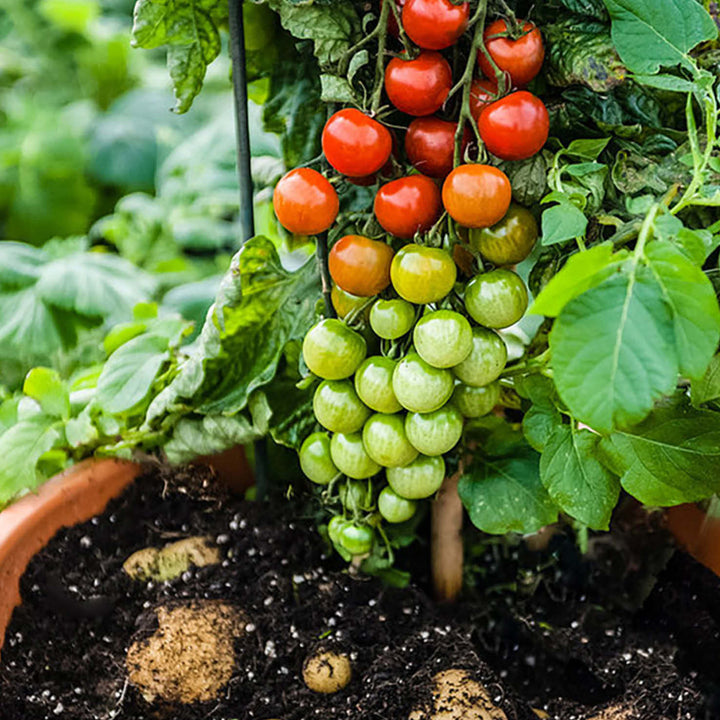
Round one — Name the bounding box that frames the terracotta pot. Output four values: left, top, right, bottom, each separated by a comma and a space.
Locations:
667, 503, 720, 577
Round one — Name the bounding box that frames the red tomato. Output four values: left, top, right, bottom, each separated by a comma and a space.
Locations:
374, 175, 442, 239
322, 109, 393, 177
479, 91, 549, 161
469, 77, 498, 123
329, 235, 395, 297
442, 164, 512, 228
386, 0, 406, 36
478, 19, 545, 87
402, 0, 470, 50
385, 51, 453, 117
405, 117, 469, 178
273, 168, 339, 235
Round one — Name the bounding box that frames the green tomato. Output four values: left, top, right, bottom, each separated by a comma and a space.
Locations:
354, 356, 403, 414
313, 380, 371, 433
303, 319, 367, 380
387, 455, 445, 500
369, 298, 416, 339
468, 204, 538, 266
331, 285, 370, 320
330, 432, 382, 479
390, 244, 457, 304
299, 432, 340, 485
378, 487, 417, 523
413, 310, 473, 368
453, 327, 507, 387
338, 522, 374, 555
392, 351, 454, 413
339, 480, 373, 512
362, 413, 419, 468
405, 404, 463, 456
453, 381, 500, 418
465, 269, 529, 329
327, 515, 348, 545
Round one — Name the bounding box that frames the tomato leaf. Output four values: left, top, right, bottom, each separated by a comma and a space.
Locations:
541, 201, 588, 246
540, 425, 620, 530
691, 354, 720, 405
598, 399, 720, 505
603, 0, 718, 74
523, 404, 563, 452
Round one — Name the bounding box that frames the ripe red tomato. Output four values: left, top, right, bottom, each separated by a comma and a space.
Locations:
402, 0, 470, 50
374, 175, 442, 239
385, 51, 452, 117
329, 235, 394, 297
322, 109, 393, 177
273, 168, 339, 235
478, 19, 545, 87
442, 164, 512, 228
479, 91, 549, 161
404, 117, 469, 178
469, 77, 498, 123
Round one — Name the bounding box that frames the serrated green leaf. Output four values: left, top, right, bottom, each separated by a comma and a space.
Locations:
550, 268, 678, 433
691, 354, 720, 405
598, 399, 720, 505
541, 202, 588, 246
603, 0, 718, 74
96, 334, 170, 415
540, 425, 620, 529
644, 241, 720, 379
320, 74, 355, 103
459, 448, 559, 535
23, 368, 70, 420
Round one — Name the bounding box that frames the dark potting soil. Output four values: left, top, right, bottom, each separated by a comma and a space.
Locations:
1, 466, 719, 720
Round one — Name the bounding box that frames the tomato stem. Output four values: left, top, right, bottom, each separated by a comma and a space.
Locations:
370, 0, 392, 115
315, 231, 336, 318
386, 0, 414, 55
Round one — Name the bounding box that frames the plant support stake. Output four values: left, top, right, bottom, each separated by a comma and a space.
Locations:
228, 0, 270, 500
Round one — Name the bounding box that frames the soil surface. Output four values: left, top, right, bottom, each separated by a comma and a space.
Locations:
1, 466, 720, 720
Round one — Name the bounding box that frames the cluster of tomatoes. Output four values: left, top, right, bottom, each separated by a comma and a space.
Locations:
272, 0, 546, 558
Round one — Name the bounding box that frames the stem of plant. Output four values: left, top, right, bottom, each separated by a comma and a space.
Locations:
315, 231, 336, 319
432, 469, 464, 603
370, 0, 391, 115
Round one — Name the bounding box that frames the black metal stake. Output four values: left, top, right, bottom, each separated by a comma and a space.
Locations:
228, 0, 269, 500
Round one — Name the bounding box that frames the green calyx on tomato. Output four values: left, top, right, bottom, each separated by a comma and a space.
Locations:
453, 380, 500, 418
354, 356, 403, 414
453, 327, 507, 387
387, 454, 445, 499
339, 480, 373, 512
362, 413, 419, 467
390, 244, 457, 304
313, 380, 371, 434
413, 310, 473, 368
468, 204, 538, 266
329, 235, 394, 298
303, 319, 367, 380
392, 351, 454, 413
405, 403, 463, 456
299, 432, 340, 485
330, 431, 382, 479
478, 19, 545, 88
369, 299, 416, 340
378, 486, 417, 523
465, 269, 529, 329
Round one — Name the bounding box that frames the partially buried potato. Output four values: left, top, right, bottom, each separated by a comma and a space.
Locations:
409, 669, 507, 720
302, 650, 352, 693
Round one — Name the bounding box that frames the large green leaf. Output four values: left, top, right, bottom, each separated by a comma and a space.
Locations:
691, 354, 720, 405
0, 416, 61, 506
96, 334, 170, 415
23, 368, 70, 420
550, 268, 678, 433
0, 288, 66, 360
603, 0, 718, 73
540, 425, 620, 529
0, 243, 47, 290
599, 399, 720, 505
458, 448, 558, 535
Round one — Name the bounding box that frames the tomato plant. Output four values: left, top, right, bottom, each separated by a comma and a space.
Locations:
299, 432, 339, 485
355, 356, 403, 413
273, 168, 339, 236
330, 432, 382, 479
329, 235, 394, 297
313, 380, 371, 434
390, 244, 457, 304
303, 319, 367, 380
392, 351, 454, 413
374, 176, 442, 239
465, 269, 529, 329
405, 404, 463, 456
405, 117, 468, 179
363, 412, 419, 467
402, 0, 469, 51
469, 77, 497, 122
384, 51, 453, 117
478, 19, 545, 87
369, 299, 416, 339
468, 204, 538, 266
442, 164, 512, 228
378, 486, 417, 523
413, 310, 473, 368
387, 455, 445, 500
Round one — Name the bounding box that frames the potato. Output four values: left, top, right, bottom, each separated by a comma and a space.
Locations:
302, 651, 352, 693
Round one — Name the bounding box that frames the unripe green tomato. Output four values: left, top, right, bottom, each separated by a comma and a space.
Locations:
453, 381, 501, 418
369, 298, 416, 339
303, 319, 367, 379
453, 327, 507, 387
393, 351, 455, 413
338, 522, 374, 555
468, 204, 538, 266
465, 269, 529, 329
405, 404, 463, 456
313, 380, 371, 433
331, 285, 370, 320
330, 432, 382, 479
299, 432, 340, 485
354, 356, 403, 414
327, 515, 348, 544
390, 244, 457, 304
362, 413, 419, 467
413, 310, 473, 368
387, 455, 445, 499
378, 487, 417, 523
339, 480, 373, 512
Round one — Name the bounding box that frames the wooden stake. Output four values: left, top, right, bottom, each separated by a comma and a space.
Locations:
431, 471, 464, 603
